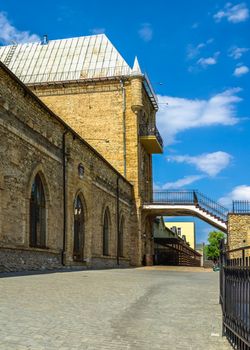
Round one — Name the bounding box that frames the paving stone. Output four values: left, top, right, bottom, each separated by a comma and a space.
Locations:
0, 267, 231, 349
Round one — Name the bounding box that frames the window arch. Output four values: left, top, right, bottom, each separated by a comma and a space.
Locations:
73, 194, 85, 262
103, 209, 110, 256
118, 217, 124, 257
30, 173, 46, 248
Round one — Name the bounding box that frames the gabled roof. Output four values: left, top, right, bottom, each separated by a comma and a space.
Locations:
0, 34, 131, 84
0, 34, 158, 109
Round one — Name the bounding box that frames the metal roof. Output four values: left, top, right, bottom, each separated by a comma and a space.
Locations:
0, 34, 132, 84
0, 34, 158, 109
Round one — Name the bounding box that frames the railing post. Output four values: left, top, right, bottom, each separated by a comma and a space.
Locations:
193, 191, 198, 205
219, 238, 226, 336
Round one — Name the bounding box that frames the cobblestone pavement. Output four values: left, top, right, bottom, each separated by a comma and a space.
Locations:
0, 267, 231, 350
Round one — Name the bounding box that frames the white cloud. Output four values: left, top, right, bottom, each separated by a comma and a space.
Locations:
157, 88, 242, 145
191, 22, 199, 29
197, 51, 220, 68
153, 182, 161, 190
187, 38, 214, 60
138, 23, 153, 42
0, 12, 40, 44
197, 56, 216, 66
187, 43, 205, 59
214, 2, 249, 23
233, 65, 249, 77
228, 46, 249, 59
168, 152, 232, 177
206, 38, 214, 44
219, 185, 250, 206
161, 175, 204, 190
89, 28, 106, 35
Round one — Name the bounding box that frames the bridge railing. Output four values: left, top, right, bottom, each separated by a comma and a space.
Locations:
195, 191, 228, 222
153, 190, 194, 205
152, 190, 228, 223
232, 201, 250, 214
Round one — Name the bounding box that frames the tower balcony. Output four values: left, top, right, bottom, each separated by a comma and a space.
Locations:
139, 125, 163, 154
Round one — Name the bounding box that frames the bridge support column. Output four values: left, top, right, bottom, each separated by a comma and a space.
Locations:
141, 215, 154, 266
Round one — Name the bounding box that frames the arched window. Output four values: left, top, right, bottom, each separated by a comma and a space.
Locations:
103, 209, 109, 256
73, 195, 85, 262
30, 174, 46, 248
118, 217, 124, 257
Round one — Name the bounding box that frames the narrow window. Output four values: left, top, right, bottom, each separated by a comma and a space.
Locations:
103, 210, 109, 256
73, 195, 85, 262
30, 174, 46, 248
118, 217, 124, 257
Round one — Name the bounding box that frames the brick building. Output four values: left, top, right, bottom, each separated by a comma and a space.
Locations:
0, 34, 163, 270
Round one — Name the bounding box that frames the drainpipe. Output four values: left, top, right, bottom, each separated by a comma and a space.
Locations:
62, 130, 68, 266
116, 176, 120, 266
120, 79, 127, 177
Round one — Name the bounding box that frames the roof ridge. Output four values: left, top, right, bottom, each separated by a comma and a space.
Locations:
0, 33, 108, 47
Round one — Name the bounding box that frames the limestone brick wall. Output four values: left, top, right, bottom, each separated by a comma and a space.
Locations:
64, 133, 135, 266
227, 214, 250, 252
0, 63, 137, 271
0, 248, 61, 272
0, 68, 64, 253
32, 81, 127, 177
31, 77, 156, 265
31, 77, 156, 205
139, 86, 155, 203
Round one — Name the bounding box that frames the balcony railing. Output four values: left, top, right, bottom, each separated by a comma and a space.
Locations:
139, 124, 164, 149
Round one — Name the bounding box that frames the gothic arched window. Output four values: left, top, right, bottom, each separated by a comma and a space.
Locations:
30, 174, 46, 248
73, 195, 85, 262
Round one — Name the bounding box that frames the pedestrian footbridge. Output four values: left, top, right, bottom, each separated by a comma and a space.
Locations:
143, 190, 228, 232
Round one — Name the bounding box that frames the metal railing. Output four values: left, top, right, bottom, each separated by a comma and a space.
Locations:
143, 73, 158, 110
152, 190, 229, 222
233, 201, 250, 214
139, 124, 164, 149
220, 242, 250, 349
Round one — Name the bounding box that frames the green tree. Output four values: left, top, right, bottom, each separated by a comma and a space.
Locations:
205, 231, 225, 262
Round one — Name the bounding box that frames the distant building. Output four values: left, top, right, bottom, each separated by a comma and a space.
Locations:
165, 222, 195, 249
154, 217, 201, 266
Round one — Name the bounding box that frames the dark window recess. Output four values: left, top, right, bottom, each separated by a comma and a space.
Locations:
118, 217, 124, 257
30, 174, 46, 248
103, 210, 109, 256
73, 195, 85, 262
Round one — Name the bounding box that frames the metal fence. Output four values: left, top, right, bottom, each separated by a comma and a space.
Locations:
220, 242, 250, 349
233, 201, 250, 214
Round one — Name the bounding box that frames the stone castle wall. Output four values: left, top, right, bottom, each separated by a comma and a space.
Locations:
31, 76, 156, 265
227, 214, 250, 256
0, 63, 137, 271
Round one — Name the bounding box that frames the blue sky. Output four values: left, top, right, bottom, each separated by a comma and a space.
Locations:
0, 0, 250, 243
